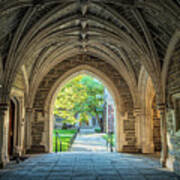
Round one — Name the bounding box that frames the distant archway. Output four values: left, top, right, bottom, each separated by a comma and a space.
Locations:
45, 65, 124, 153
30, 56, 136, 154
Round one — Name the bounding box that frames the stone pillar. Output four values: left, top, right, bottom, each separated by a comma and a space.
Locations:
0, 103, 8, 168
158, 104, 168, 167
116, 111, 126, 152
25, 108, 33, 152
141, 111, 154, 153
134, 108, 141, 151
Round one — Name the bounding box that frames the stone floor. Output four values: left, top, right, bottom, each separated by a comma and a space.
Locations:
0, 152, 180, 180
0, 130, 179, 180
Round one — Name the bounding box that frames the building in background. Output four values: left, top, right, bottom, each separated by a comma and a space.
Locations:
103, 88, 115, 133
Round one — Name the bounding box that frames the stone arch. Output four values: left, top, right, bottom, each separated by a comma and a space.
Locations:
45, 65, 125, 153
138, 66, 161, 153
163, 30, 180, 170
28, 51, 137, 109
29, 56, 137, 153
3, 95, 23, 161
21, 65, 29, 97
144, 77, 156, 153
162, 30, 180, 104
164, 30, 180, 136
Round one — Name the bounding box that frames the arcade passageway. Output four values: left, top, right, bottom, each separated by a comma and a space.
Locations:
0, 0, 180, 178
0, 153, 180, 180
0, 129, 179, 180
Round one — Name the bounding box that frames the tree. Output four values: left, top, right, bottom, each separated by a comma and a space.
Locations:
54, 75, 105, 130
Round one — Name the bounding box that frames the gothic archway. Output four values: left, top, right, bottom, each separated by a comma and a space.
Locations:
29, 56, 137, 153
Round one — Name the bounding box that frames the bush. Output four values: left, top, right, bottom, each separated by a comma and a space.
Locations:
95, 128, 101, 133
62, 123, 68, 129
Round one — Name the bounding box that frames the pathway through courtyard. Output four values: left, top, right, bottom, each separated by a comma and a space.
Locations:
71, 128, 107, 152
0, 129, 179, 180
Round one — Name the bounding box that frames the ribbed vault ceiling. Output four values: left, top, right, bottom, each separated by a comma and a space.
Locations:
0, 0, 179, 98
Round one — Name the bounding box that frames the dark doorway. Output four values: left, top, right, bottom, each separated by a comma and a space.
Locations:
8, 100, 15, 156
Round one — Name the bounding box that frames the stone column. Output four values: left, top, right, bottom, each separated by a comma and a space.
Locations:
134, 108, 141, 151
25, 108, 33, 152
0, 103, 8, 168
116, 111, 126, 152
158, 104, 168, 167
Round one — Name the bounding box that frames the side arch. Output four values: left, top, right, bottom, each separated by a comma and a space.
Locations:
138, 66, 161, 153
162, 30, 180, 103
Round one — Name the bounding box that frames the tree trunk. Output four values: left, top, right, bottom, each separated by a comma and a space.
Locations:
96, 114, 104, 132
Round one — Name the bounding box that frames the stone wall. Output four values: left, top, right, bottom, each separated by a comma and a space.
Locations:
166, 47, 180, 175
123, 112, 137, 152
152, 107, 161, 152
31, 55, 137, 153
167, 48, 180, 100
28, 110, 46, 153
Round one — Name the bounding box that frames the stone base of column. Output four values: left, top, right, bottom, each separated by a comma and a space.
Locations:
166, 155, 180, 175
122, 145, 139, 153
142, 143, 154, 154
27, 145, 46, 154
0, 161, 6, 169
160, 150, 167, 167
160, 158, 166, 167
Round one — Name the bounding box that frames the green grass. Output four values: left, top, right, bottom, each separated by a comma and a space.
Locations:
102, 134, 115, 147
53, 129, 77, 152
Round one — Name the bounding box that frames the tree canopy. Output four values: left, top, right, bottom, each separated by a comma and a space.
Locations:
54, 75, 105, 126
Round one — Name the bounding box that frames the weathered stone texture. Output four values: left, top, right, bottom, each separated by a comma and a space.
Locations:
167, 49, 180, 98
153, 108, 161, 151
33, 55, 136, 152
123, 112, 137, 152
0, 0, 180, 175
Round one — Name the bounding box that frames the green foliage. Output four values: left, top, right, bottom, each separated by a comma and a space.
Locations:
53, 129, 77, 152
102, 134, 115, 147
54, 75, 104, 125
94, 128, 101, 133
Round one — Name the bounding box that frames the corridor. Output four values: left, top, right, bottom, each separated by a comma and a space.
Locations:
0, 152, 179, 180
0, 129, 180, 180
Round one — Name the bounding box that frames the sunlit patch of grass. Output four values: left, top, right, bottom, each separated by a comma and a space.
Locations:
102, 134, 115, 147
53, 129, 77, 152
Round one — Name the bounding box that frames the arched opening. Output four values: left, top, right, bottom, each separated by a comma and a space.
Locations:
8, 100, 15, 157
138, 67, 161, 155
49, 71, 117, 153
8, 98, 20, 159
31, 60, 136, 154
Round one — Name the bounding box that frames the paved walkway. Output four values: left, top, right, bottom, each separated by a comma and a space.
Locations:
71, 128, 107, 152
0, 130, 179, 180
0, 152, 179, 180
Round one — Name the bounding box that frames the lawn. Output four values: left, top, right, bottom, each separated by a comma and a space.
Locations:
102, 133, 115, 147
53, 129, 77, 152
